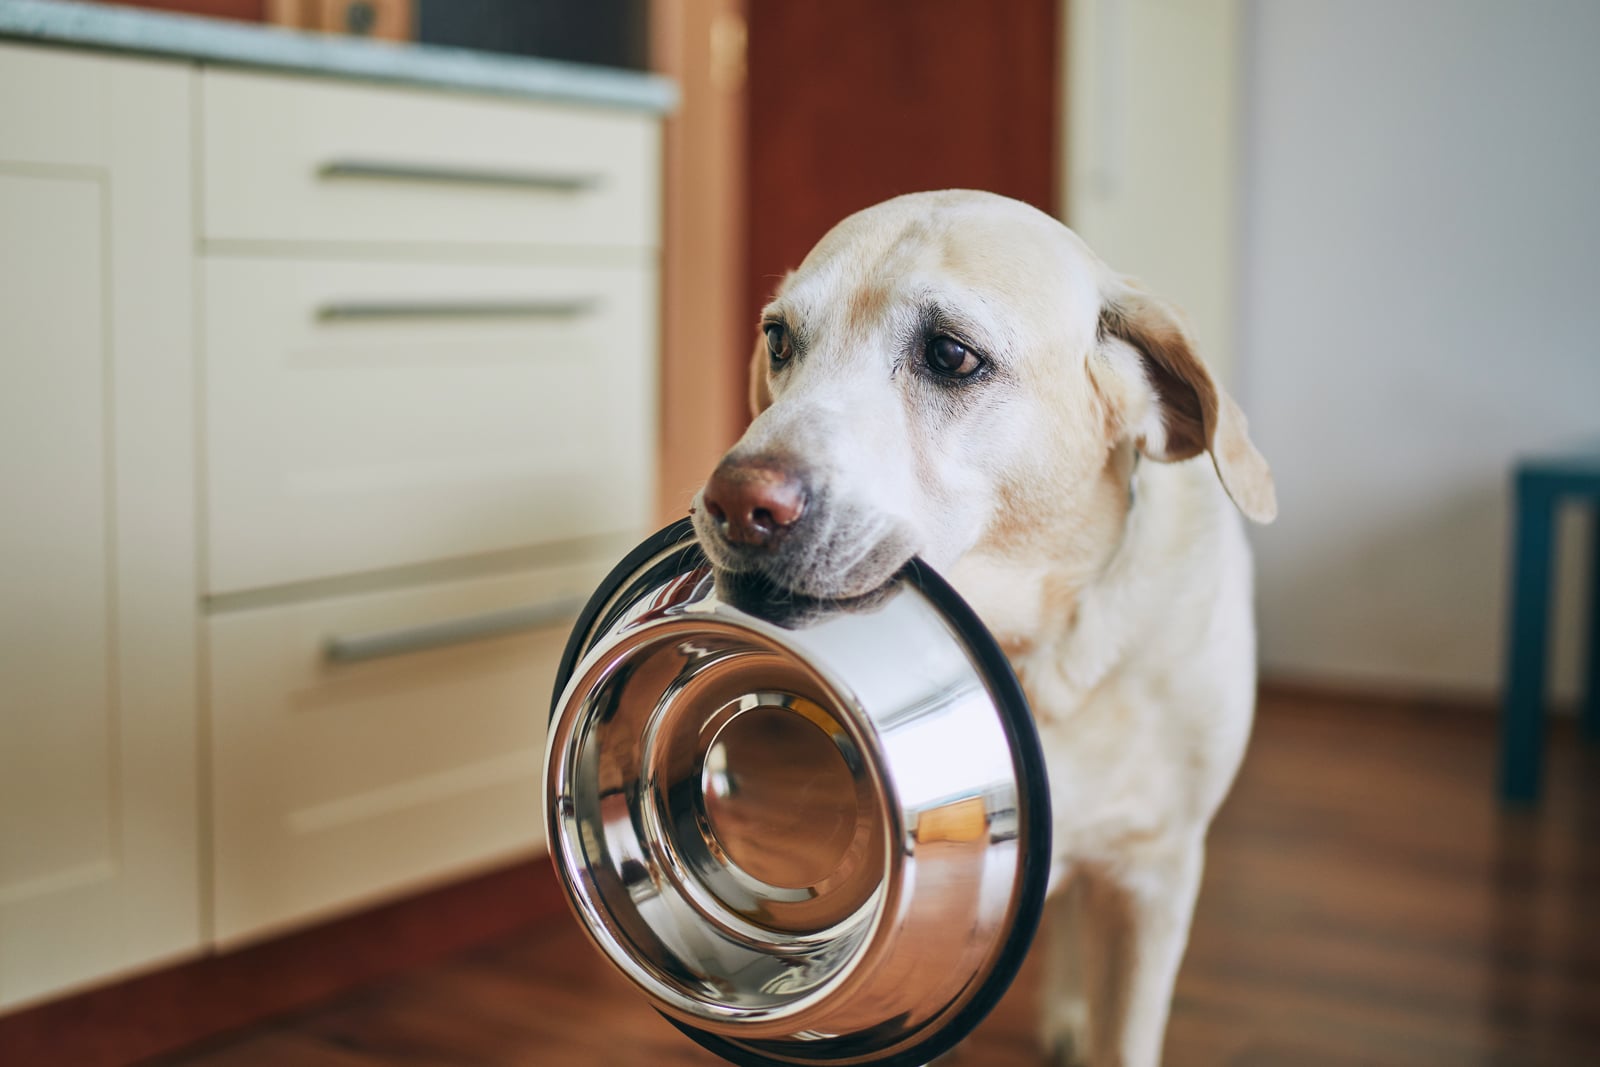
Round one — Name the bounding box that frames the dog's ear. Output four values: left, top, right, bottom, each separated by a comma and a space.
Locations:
748, 331, 773, 417
1095, 278, 1277, 523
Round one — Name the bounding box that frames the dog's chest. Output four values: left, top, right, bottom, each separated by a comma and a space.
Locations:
1013, 661, 1188, 863
948, 544, 1241, 865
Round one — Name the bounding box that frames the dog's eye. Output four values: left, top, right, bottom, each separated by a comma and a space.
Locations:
764, 323, 792, 364
925, 335, 982, 378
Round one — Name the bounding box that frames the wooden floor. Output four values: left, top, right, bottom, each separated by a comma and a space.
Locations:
163, 692, 1600, 1067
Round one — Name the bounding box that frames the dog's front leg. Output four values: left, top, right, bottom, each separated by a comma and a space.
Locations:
1056, 840, 1204, 1067
1039, 877, 1093, 1065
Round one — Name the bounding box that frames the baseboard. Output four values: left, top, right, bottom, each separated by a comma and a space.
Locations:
1257, 674, 1499, 716
0, 858, 568, 1067
1259, 672, 1588, 720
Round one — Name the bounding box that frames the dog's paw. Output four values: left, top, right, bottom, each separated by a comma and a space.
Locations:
1046, 1037, 1090, 1067
1045, 1036, 1090, 1067
1039, 1000, 1091, 1067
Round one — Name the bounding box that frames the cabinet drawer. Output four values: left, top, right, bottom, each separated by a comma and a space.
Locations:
201, 69, 660, 249
204, 256, 657, 595
207, 561, 603, 945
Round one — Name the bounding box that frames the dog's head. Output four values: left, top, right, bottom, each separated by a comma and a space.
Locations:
692, 190, 1275, 600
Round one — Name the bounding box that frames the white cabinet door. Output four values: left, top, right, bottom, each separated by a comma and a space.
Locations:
203, 256, 658, 595
207, 561, 606, 946
201, 68, 661, 249
0, 45, 199, 1010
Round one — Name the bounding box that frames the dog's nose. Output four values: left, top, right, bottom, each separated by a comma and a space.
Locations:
702, 459, 807, 547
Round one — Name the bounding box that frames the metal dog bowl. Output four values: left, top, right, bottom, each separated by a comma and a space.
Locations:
544, 520, 1050, 1067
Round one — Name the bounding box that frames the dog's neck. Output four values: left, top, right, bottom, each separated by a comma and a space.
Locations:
948, 440, 1146, 715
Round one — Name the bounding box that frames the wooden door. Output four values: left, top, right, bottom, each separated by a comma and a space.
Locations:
651, 0, 751, 519
0, 45, 200, 1010
745, 0, 1060, 327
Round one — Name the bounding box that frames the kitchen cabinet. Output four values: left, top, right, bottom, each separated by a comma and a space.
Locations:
0, 31, 662, 1009
0, 44, 201, 1010
196, 68, 659, 944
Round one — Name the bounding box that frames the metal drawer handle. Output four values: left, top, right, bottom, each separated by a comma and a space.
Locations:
318, 159, 603, 192
325, 595, 588, 664
317, 298, 597, 322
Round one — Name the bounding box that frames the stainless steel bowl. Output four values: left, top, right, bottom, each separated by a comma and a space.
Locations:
544, 521, 1050, 1067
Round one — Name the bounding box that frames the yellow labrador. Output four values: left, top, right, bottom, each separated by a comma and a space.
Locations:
691, 190, 1275, 1067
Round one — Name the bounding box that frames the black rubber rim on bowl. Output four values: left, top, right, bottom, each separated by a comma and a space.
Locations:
548, 520, 1052, 1067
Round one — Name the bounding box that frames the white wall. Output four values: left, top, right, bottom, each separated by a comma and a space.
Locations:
1239, 0, 1600, 699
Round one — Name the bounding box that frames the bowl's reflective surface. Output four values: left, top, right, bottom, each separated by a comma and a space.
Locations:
545, 527, 1048, 1066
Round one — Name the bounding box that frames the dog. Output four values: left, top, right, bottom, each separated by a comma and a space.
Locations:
690, 189, 1275, 1067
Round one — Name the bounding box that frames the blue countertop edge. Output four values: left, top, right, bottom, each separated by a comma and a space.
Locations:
0, 0, 678, 113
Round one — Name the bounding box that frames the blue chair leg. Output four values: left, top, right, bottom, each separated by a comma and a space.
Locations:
1584, 502, 1600, 743
1500, 475, 1555, 804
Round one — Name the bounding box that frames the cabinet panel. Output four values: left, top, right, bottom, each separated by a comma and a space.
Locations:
207, 561, 605, 945
203, 256, 658, 594
0, 45, 198, 1011
0, 173, 115, 903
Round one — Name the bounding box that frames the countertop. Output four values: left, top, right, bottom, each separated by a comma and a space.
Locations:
0, 0, 677, 113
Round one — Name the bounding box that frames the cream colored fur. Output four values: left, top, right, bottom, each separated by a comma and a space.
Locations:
692, 190, 1275, 1067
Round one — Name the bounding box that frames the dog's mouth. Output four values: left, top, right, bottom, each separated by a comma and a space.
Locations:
690, 499, 919, 605
708, 567, 902, 628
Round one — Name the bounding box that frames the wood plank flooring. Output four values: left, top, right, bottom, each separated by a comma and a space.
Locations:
162, 691, 1600, 1066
